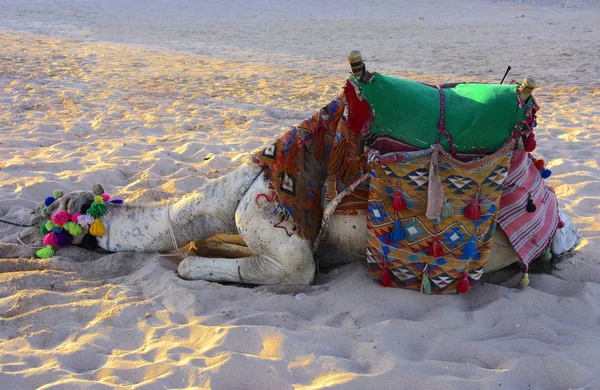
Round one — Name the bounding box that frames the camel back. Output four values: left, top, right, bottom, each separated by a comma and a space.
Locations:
357, 73, 532, 153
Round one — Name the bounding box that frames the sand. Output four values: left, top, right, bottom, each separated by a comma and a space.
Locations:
1, 0, 599, 388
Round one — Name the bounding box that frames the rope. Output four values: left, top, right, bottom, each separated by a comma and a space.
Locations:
435, 86, 457, 157
160, 200, 189, 258
0, 218, 36, 227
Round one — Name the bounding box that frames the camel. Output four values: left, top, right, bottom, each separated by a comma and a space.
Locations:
31, 53, 581, 286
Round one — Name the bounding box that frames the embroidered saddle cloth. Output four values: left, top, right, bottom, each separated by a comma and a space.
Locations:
366, 143, 515, 293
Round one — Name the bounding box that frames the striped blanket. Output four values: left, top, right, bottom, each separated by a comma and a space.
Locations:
498, 151, 559, 268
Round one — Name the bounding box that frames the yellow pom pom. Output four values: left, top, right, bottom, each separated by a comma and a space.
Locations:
94, 195, 103, 203
519, 272, 529, 288
89, 218, 106, 236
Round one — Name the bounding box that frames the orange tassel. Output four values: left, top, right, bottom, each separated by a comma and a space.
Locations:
343, 156, 360, 183
533, 158, 545, 171
430, 236, 444, 257
329, 137, 350, 179
381, 263, 391, 287
456, 272, 469, 294
281, 141, 302, 175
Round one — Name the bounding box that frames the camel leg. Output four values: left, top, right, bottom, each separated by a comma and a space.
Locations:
178, 177, 315, 285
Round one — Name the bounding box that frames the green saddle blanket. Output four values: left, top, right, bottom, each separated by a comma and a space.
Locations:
357, 73, 532, 153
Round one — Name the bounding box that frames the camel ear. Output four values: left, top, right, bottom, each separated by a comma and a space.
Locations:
93, 184, 105, 196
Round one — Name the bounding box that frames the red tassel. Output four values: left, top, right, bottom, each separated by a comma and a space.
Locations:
430, 236, 444, 257
457, 273, 470, 294
381, 263, 391, 287
524, 134, 537, 152
533, 158, 545, 171
392, 190, 406, 212
558, 219, 565, 229
463, 201, 481, 220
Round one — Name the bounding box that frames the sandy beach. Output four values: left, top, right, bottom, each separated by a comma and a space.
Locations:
1, 0, 599, 388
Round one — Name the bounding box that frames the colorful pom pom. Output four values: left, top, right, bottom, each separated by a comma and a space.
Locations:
533, 158, 545, 171
64, 222, 83, 236
44, 196, 55, 207
43, 231, 58, 247
456, 272, 470, 294
77, 214, 94, 228
36, 245, 55, 259
53, 190, 63, 198
40, 221, 50, 237
391, 221, 404, 241
541, 168, 552, 179
89, 218, 105, 236
558, 219, 565, 229
71, 212, 82, 223
51, 210, 70, 226
56, 230, 73, 247
52, 226, 61, 233
93, 195, 103, 203
543, 246, 552, 261
87, 202, 106, 218
101, 193, 111, 202
41, 207, 48, 218
45, 220, 54, 231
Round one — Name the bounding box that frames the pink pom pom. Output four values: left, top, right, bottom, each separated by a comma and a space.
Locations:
101, 193, 111, 202
43, 231, 58, 247
71, 212, 82, 223
51, 210, 70, 226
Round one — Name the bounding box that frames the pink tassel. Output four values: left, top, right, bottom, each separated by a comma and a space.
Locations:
43, 231, 58, 247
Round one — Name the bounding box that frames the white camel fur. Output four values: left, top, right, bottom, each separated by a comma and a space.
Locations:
40, 52, 580, 286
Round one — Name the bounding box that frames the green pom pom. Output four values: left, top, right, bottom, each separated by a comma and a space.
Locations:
45, 220, 55, 231
64, 222, 83, 236
36, 245, 54, 259
41, 207, 48, 218
543, 247, 552, 261
53, 190, 63, 198
40, 221, 50, 237
87, 202, 106, 218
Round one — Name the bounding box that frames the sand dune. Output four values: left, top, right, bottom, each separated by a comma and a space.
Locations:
1, 0, 600, 388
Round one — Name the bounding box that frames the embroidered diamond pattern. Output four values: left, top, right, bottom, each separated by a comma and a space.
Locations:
390, 266, 417, 281
469, 267, 485, 280
441, 225, 468, 250
430, 274, 454, 289
444, 175, 474, 194
483, 165, 509, 190
404, 168, 429, 190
